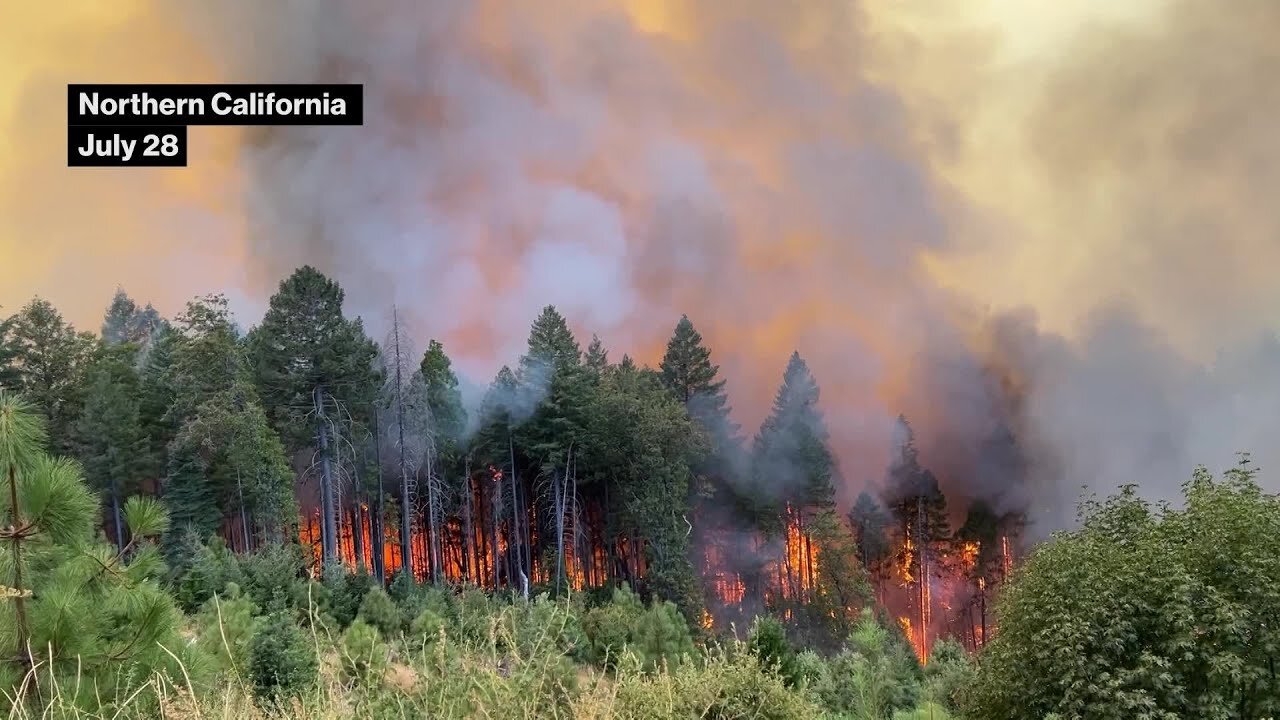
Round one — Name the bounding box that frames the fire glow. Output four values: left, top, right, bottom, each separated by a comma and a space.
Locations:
296, 486, 1018, 658
891, 533, 1017, 663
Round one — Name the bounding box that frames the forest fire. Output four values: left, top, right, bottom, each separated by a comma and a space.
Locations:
883, 529, 1019, 663
701, 507, 819, 604
298, 489, 826, 635
274, 308, 1026, 658
298, 485, 1019, 657
300, 504, 604, 592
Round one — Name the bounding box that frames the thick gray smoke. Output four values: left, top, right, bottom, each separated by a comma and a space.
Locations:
163, 0, 1280, 536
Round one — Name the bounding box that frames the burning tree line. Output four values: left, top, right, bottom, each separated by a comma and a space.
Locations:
0, 265, 1021, 652
843, 416, 1025, 661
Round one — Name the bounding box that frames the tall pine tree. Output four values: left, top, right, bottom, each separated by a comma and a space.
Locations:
0, 311, 19, 392
76, 344, 149, 551
2, 298, 96, 455
474, 365, 530, 589
849, 490, 892, 582
659, 316, 739, 447
516, 306, 590, 472
585, 360, 704, 620
162, 295, 294, 558
138, 323, 178, 480
749, 352, 863, 638
751, 352, 837, 524
248, 267, 380, 570
166, 295, 246, 424
100, 288, 162, 347
420, 338, 467, 582
165, 381, 295, 555
421, 339, 466, 448
658, 316, 744, 618
515, 306, 593, 592
584, 334, 609, 375
882, 415, 950, 562
881, 415, 950, 660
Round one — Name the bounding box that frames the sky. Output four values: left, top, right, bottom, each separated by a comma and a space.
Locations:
3, 0, 1277, 529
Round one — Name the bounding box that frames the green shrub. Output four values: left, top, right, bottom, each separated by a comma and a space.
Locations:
893, 701, 954, 719
582, 584, 694, 672
340, 619, 388, 684
631, 598, 696, 672
194, 582, 260, 676
965, 467, 1280, 720
604, 644, 820, 720
792, 649, 828, 690
324, 567, 375, 628
249, 610, 318, 702
410, 608, 449, 643
583, 584, 646, 667
814, 611, 921, 718
173, 536, 246, 612
391, 576, 456, 632
455, 585, 497, 645
923, 637, 972, 712
503, 594, 589, 661
357, 586, 402, 638
387, 569, 417, 602
748, 615, 803, 687
239, 542, 308, 611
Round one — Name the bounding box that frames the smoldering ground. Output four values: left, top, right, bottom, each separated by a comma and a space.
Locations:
2, 0, 1278, 534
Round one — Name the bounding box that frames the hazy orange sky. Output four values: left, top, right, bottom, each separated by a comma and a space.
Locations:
4, 0, 1277, 520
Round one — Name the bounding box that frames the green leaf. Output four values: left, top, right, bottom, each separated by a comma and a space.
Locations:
124, 495, 170, 538
23, 455, 98, 544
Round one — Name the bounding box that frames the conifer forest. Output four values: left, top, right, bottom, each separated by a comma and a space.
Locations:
1, 274, 1278, 719
6, 1, 1280, 718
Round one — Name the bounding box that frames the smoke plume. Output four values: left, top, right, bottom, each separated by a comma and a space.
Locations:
2, 0, 1278, 533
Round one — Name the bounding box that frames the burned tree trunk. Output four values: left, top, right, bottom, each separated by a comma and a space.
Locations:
462, 456, 475, 584
315, 385, 338, 569
372, 407, 386, 584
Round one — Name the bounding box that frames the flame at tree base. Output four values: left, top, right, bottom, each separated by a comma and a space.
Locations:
295, 486, 1019, 660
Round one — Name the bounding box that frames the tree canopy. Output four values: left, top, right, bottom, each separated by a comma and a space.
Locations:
964, 458, 1280, 719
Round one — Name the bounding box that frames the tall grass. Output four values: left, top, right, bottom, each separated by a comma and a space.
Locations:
4, 588, 818, 720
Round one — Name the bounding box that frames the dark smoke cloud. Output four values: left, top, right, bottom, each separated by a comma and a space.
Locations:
5, 0, 1276, 537
173, 0, 960, 480
183, 0, 1280, 533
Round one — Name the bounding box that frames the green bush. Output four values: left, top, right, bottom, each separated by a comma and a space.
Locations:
813, 611, 921, 718
173, 535, 246, 612
631, 598, 696, 672
503, 593, 589, 661
387, 569, 418, 602
455, 585, 498, 645
748, 615, 803, 688
323, 566, 375, 628
357, 586, 402, 638
582, 584, 694, 672
410, 608, 449, 643
604, 644, 820, 720
965, 466, 1280, 720
340, 619, 388, 684
893, 701, 953, 719
194, 582, 260, 676
249, 610, 318, 702
391, 576, 456, 631
792, 649, 829, 690
923, 637, 972, 712
239, 542, 309, 611
583, 585, 644, 667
